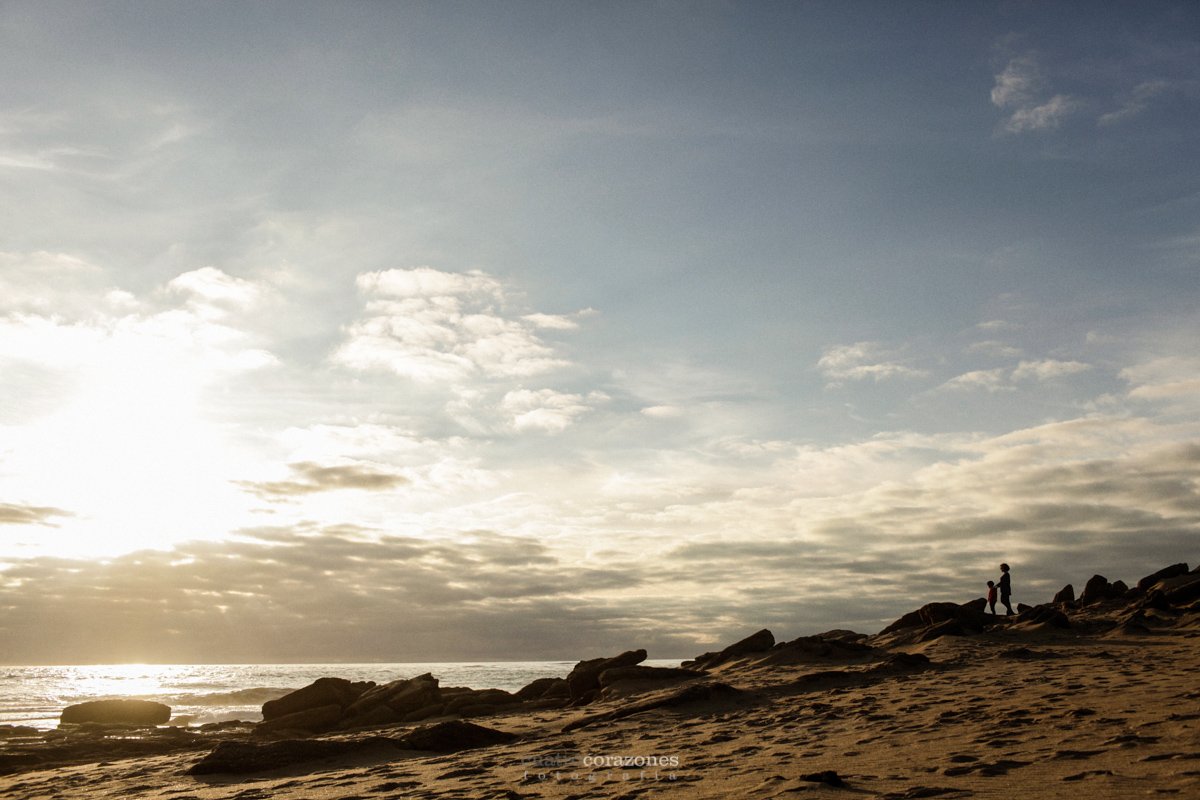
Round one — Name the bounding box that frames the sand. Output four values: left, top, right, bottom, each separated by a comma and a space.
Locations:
3, 589, 1199, 799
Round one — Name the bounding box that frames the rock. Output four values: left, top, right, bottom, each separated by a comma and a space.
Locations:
1016, 603, 1034, 614
337, 703, 401, 731
562, 681, 741, 733
879, 602, 992, 639
443, 689, 518, 714
1165, 573, 1200, 606
60, 699, 171, 726
261, 678, 373, 721
187, 737, 394, 775
0, 725, 39, 738
597, 666, 702, 687
255, 704, 343, 736
514, 677, 567, 700
342, 673, 438, 719
400, 703, 446, 723
395, 720, 517, 752
1016, 604, 1071, 629
1111, 580, 1129, 597
683, 629, 776, 670
1136, 563, 1190, 593
1080, 574, 1115, 604
800, 770, 848, 787
566, 649, 647, 703
962, 598, 988, 613
1053, 584, 1075, 604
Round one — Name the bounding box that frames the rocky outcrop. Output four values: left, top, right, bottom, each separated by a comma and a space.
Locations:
565, 649, 647, 704
1053, 584, 1075, 604
261, 677, 374, 722
1080, 574, 1127, 604
877, 601, 994, 642
60, 700, 171, 726
1016, 604, 1071, 629
254, 671, 570, 735
683, 629, 776, 670
1136, 563, 1189, 593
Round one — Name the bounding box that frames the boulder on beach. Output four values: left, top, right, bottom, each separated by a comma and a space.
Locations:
565, 649, 647, 704
683, 629, 776, 670
1080, 574, 1126, 604
876, 601, 993, 643
261, 677, 374, 722
395, 719, 518, 752
60, 699, 171, 726
1136, 563, 1189, 593
1053, 584, 1075, 604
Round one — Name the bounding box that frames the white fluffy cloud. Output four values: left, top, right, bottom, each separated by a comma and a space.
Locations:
991, 55, 1080, 134
817, 341, 927, 386
334, 267, 575, 382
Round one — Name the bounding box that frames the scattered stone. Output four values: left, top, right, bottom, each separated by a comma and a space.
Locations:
60, 700, 171, 726
800, 769, 847, 787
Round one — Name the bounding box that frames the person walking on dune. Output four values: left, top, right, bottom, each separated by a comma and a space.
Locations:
998, 563, 1014, 615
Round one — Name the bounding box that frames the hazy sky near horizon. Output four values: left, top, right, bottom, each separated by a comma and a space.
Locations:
2, 1, 1199, 663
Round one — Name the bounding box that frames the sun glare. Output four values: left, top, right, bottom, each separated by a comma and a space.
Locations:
9, 333, 259, 558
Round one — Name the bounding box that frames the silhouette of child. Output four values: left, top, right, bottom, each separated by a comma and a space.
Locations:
999, 563, 1014, 615
986, 580, 997, 615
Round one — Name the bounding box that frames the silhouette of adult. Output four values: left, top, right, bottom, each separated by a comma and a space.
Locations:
998, 563, 1014, 615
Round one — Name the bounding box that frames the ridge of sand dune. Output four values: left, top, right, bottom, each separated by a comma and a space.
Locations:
2, 561, 1199, 799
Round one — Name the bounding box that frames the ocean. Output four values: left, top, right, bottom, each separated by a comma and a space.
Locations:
0, 661, 682, 730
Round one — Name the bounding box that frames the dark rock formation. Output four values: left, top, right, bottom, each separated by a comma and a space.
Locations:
682, 629, 776, 670
187, 737, 396, 774
878, 601, 994, 642
1053, 584, 1075, 604
1136, 563, 1189, 593
261, 677, 373, 722
395, 719, 517, 752
801, 770, 848, 787
562, 681, 741, 732
598, 665, 701, 687
1080, 574, 1120, 604
565, 649, 647, 704
1016, 604, 1071, 629
514, 677, 568, 701
60, 700, 171, 726
256, 704, 343, 736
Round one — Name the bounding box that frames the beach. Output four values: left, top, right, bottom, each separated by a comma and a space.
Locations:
2, 563, 1198, 799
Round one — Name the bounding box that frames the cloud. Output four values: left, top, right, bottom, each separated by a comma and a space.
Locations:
1099, 80, 1171, 126
991, 55, 1080, 134
501, 388, 604, 433
0, 503, 71, 526
1012, 359, 1092, 381
333, 267, 576, 383
817, 342, 927, 386
0, 527, 675, 663
938, 368, 1013, 393
236, 461, 409, 500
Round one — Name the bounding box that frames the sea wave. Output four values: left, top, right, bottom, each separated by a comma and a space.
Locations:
168, 687, 291, 707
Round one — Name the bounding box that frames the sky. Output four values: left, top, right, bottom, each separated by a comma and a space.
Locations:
1, 1, 1199, 664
